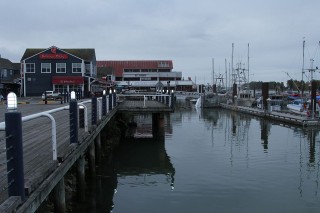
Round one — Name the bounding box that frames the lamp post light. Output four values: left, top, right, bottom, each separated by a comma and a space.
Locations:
108, 89, 112, 111
113, 89, 116, 107
7, 92, 18, 111
5, 92, 25, 200
102, 90, 106, 116
70, 91, 76, 101
69, 91, 78, 144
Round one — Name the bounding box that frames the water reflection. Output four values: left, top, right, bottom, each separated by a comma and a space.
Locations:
73, 102, 320, 212
260, 119, 270, 152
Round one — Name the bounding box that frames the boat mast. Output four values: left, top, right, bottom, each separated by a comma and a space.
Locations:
212, 58, 215, 87
225, 58, 228, 89
247, 43, 250, 92
231, 43, 234, 84
301, 39, 305, 98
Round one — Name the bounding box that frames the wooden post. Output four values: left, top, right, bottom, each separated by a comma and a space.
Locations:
95, 133, 101, 165
88, 142, 96, 176
152, 113, 165, 140
54, 178, 66, 213
262, 82, 269, 111
77, 155, 85, 202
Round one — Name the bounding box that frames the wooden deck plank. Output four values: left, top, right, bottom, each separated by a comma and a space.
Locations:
0, 98, 168, 210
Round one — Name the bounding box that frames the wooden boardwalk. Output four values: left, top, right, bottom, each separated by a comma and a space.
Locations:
0, 99, 95, 207
0, 95, 174, 212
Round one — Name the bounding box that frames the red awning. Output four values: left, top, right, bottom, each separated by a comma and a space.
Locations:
52, 76, 84, 85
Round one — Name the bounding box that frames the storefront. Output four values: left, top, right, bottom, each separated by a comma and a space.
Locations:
21, 46, 96, 97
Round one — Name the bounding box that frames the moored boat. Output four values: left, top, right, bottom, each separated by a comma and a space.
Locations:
287, 99, 306, 113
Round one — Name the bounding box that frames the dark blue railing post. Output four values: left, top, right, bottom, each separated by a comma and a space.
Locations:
5, 92, 25, 200
69, 92, 78, 144
161, 93, 165, 103
102, 93, 107, 116
171, 93, 175, 109
113, 90, 117, 107
63, 91, 67, 103
66, 91, 70, 103
166, 94, 169, 106
108, 91, 112, 111
92, 97, 97, 125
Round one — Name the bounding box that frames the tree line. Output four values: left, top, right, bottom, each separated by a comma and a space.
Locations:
247, 80, 320, 92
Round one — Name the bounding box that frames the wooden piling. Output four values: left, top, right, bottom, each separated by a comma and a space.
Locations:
95, 133, 101, 165
53, 178, 66, 213
88, 142, 96, 176
77, 155, 85, 202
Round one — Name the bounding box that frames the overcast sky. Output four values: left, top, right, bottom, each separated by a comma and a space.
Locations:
1, 0, 320, 85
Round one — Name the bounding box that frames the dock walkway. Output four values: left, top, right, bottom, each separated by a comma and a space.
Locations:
0, 99, 95, 208
220, 103, 320, 127
0, 94, 174, 212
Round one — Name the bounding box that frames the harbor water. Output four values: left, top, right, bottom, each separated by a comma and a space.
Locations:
71, 100, 320, 213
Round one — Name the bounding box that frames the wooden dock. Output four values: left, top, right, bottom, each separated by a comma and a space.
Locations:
0, 94, 174, 212
220, 103, 320, 127
117, 100, 174, 113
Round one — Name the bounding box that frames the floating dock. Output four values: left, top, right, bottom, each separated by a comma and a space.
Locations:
220, 103, 320, 127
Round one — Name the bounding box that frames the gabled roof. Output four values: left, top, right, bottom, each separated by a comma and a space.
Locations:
21, 46, 96, 61
0, 58, 17, 70
155, 81, 164, 87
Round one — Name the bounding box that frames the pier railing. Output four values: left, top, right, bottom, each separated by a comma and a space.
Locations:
0, 91, 120, 208
118, 93, 175, 108
0, 91, 174, 211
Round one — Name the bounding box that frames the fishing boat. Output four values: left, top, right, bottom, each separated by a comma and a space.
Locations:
257, 94, 284, 111
286, 99, 306, 113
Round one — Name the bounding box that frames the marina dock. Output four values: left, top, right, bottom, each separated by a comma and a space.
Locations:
220, 103, 320, 127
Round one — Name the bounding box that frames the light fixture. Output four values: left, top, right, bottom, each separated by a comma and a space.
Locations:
7, 92, 17, 111
113, 89, 116, 93
171, 90, 174, 93
109, 89, 112, 94
103, 90, 106, 95
71, 91, 76, 100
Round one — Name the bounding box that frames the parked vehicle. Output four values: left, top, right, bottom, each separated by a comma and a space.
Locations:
42, 91, 62, 100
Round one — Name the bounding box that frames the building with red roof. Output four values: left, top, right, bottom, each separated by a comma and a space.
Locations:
97, 60, 194, 92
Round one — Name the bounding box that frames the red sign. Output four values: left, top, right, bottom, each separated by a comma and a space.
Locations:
51, 47, 57, 54
52, 76, 84, 85
39, 53, 68, 60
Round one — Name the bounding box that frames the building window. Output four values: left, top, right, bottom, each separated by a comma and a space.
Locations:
158, 61, 169, 68
26, 63, 35, 73
72, 63, 82, 73
85, 64, 90, 73
41, 63, 51, 73
56, 63, 66, 73
2, 69, 7, 77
